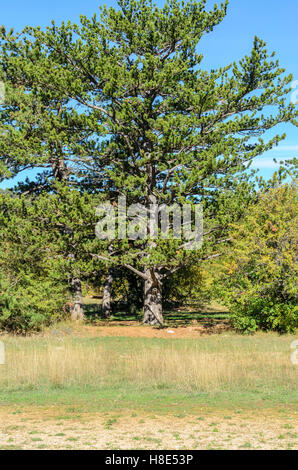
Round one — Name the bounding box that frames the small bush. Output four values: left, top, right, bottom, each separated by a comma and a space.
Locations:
230, 298, 298, 334
219, 184, 298, 334
0, 274, 67, 333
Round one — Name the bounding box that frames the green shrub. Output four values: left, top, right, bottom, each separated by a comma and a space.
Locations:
230, 298, 298, 334
0, 274, 67, 333
219, 183, 298, 334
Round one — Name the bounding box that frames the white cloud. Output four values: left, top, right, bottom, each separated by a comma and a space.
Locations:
250, 146, 298, 169
269, 145, 298, 152
250, 157, 283, 169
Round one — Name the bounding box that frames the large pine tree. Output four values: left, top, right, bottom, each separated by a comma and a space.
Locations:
0, 0, 296, 325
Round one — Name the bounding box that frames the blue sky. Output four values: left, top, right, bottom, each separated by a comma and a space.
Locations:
1, 0, 297, 187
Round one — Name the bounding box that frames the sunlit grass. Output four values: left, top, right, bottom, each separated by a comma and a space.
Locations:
0, 332, 296, 400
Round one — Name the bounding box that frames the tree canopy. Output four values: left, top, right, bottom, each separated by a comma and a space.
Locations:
0, 0, 297, 328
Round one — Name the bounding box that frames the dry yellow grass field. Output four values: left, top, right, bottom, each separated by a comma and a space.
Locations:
0, 324, 297, 449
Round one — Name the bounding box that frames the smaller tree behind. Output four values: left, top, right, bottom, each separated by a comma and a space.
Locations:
0, 192, 68, 332
0, 187, 105, 331
219, 183, 298, 334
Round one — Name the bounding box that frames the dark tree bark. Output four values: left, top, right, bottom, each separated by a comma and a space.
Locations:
50, 157, 69, 182
126, 271, 143, 314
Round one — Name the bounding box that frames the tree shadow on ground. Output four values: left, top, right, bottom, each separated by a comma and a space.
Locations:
82, 297, 230, 331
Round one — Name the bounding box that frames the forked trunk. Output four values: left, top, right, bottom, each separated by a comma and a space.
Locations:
51, 158, 69, 181
70, 277, 84, 321
142, 188, 164, 326
102, 268, 113, 318
143, 268, 163, 326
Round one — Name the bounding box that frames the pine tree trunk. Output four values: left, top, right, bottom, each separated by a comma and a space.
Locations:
143, 268, 163, 326
70, 277, 84, 321
142, 185, 164, 326
51, 158, 69, 181
102, 268, 113, 318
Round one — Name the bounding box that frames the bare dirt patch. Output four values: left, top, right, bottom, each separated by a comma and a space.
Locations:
45, 321, 230, 340
0, 407, 296, 450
